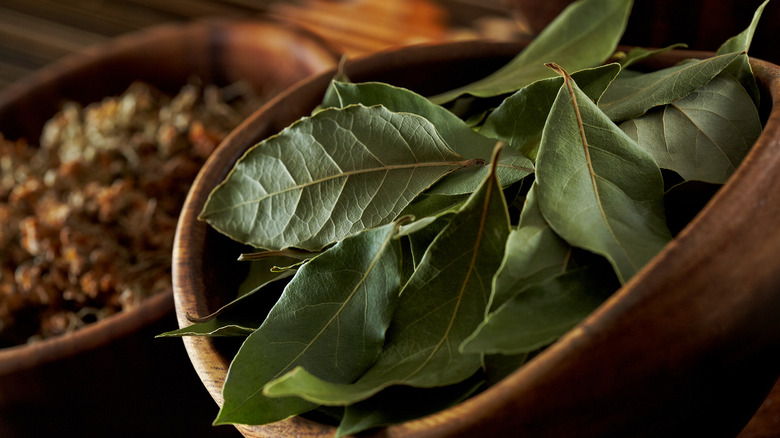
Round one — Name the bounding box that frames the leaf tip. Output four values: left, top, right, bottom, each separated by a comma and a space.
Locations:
545, 62, 569, 80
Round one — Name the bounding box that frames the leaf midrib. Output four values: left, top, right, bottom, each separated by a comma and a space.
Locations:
207, 158, 481, 216
562, 70, 638, 273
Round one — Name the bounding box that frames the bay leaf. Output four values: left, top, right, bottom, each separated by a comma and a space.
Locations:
318, 55, 351, 110
399, 213, 454, 269
200, 104, 479, 251
398, 192, 469, 220
483, 352, 531, 387
325, 80, 534, 194
236, 256, 299, 296
157, 319, 257, 338
599, 51, 743, 122
461, 267, 611, 355
214, 222, 403, 425
263, 144, 511, 405
326, 81, 496, 159
158, 258, 296, 337
425, 146, 533, 195
535, 64, 671, 284
481, 63, 621, 161
717, 0, 768, 105
488, 183, 571, 313
616, 44, 687, 69
429, 0, 632, 103
619, 73, 761, 184
335, 374, 485, 437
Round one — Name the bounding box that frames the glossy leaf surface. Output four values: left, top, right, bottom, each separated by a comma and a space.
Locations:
215, 223, 403, 424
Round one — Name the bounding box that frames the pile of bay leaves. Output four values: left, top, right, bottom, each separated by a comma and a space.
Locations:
162, 0, 770, 434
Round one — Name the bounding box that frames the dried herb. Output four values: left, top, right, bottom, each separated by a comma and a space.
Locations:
163, 0, 770, 434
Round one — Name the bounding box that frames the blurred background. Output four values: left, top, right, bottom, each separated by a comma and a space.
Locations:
2, 0, 780, 92
0, 0, 778, 437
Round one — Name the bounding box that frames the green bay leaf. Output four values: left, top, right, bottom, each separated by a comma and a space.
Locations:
326, 81, 495, 159
717, 0, 768, 105
214, 223, 403, 425
200, 104, 478, 251
325, 80, 534, 194
158, 258, 297, 338
488, 184, 571, 313
263, 144, 511, 405
430, 0, 632, 103
481, 63, 621, 161
461, 267, 611, 355
620, 73, 761, 184
157, 319, 257, 338
536, 65, 671, 284
616, 43, 687, 69
599, 51, 743, 122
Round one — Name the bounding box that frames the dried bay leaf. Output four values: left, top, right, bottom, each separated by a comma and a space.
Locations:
461, 267, 612, 355
157, 319, 257, 338
620, 73, 761, 184
426, 147, 532, 195
398, 192, 469, 221
616, 44, 687, 69
325, 81, 495, 159
599, 51, 743, 122
717, 0, 768, 105
488, 184, 571, 313
263, 145, 511, 405
429, 0, 632, 103
481, 63, 621, 161
158, 256, 299, 337
200, 105, 479, 251
399, 213, 454, 269
536, 64, 671, 284
214, 223, 404, 425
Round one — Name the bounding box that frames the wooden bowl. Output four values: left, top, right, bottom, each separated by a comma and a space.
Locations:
173, 40, 780, 437
0, 19, 337, 437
